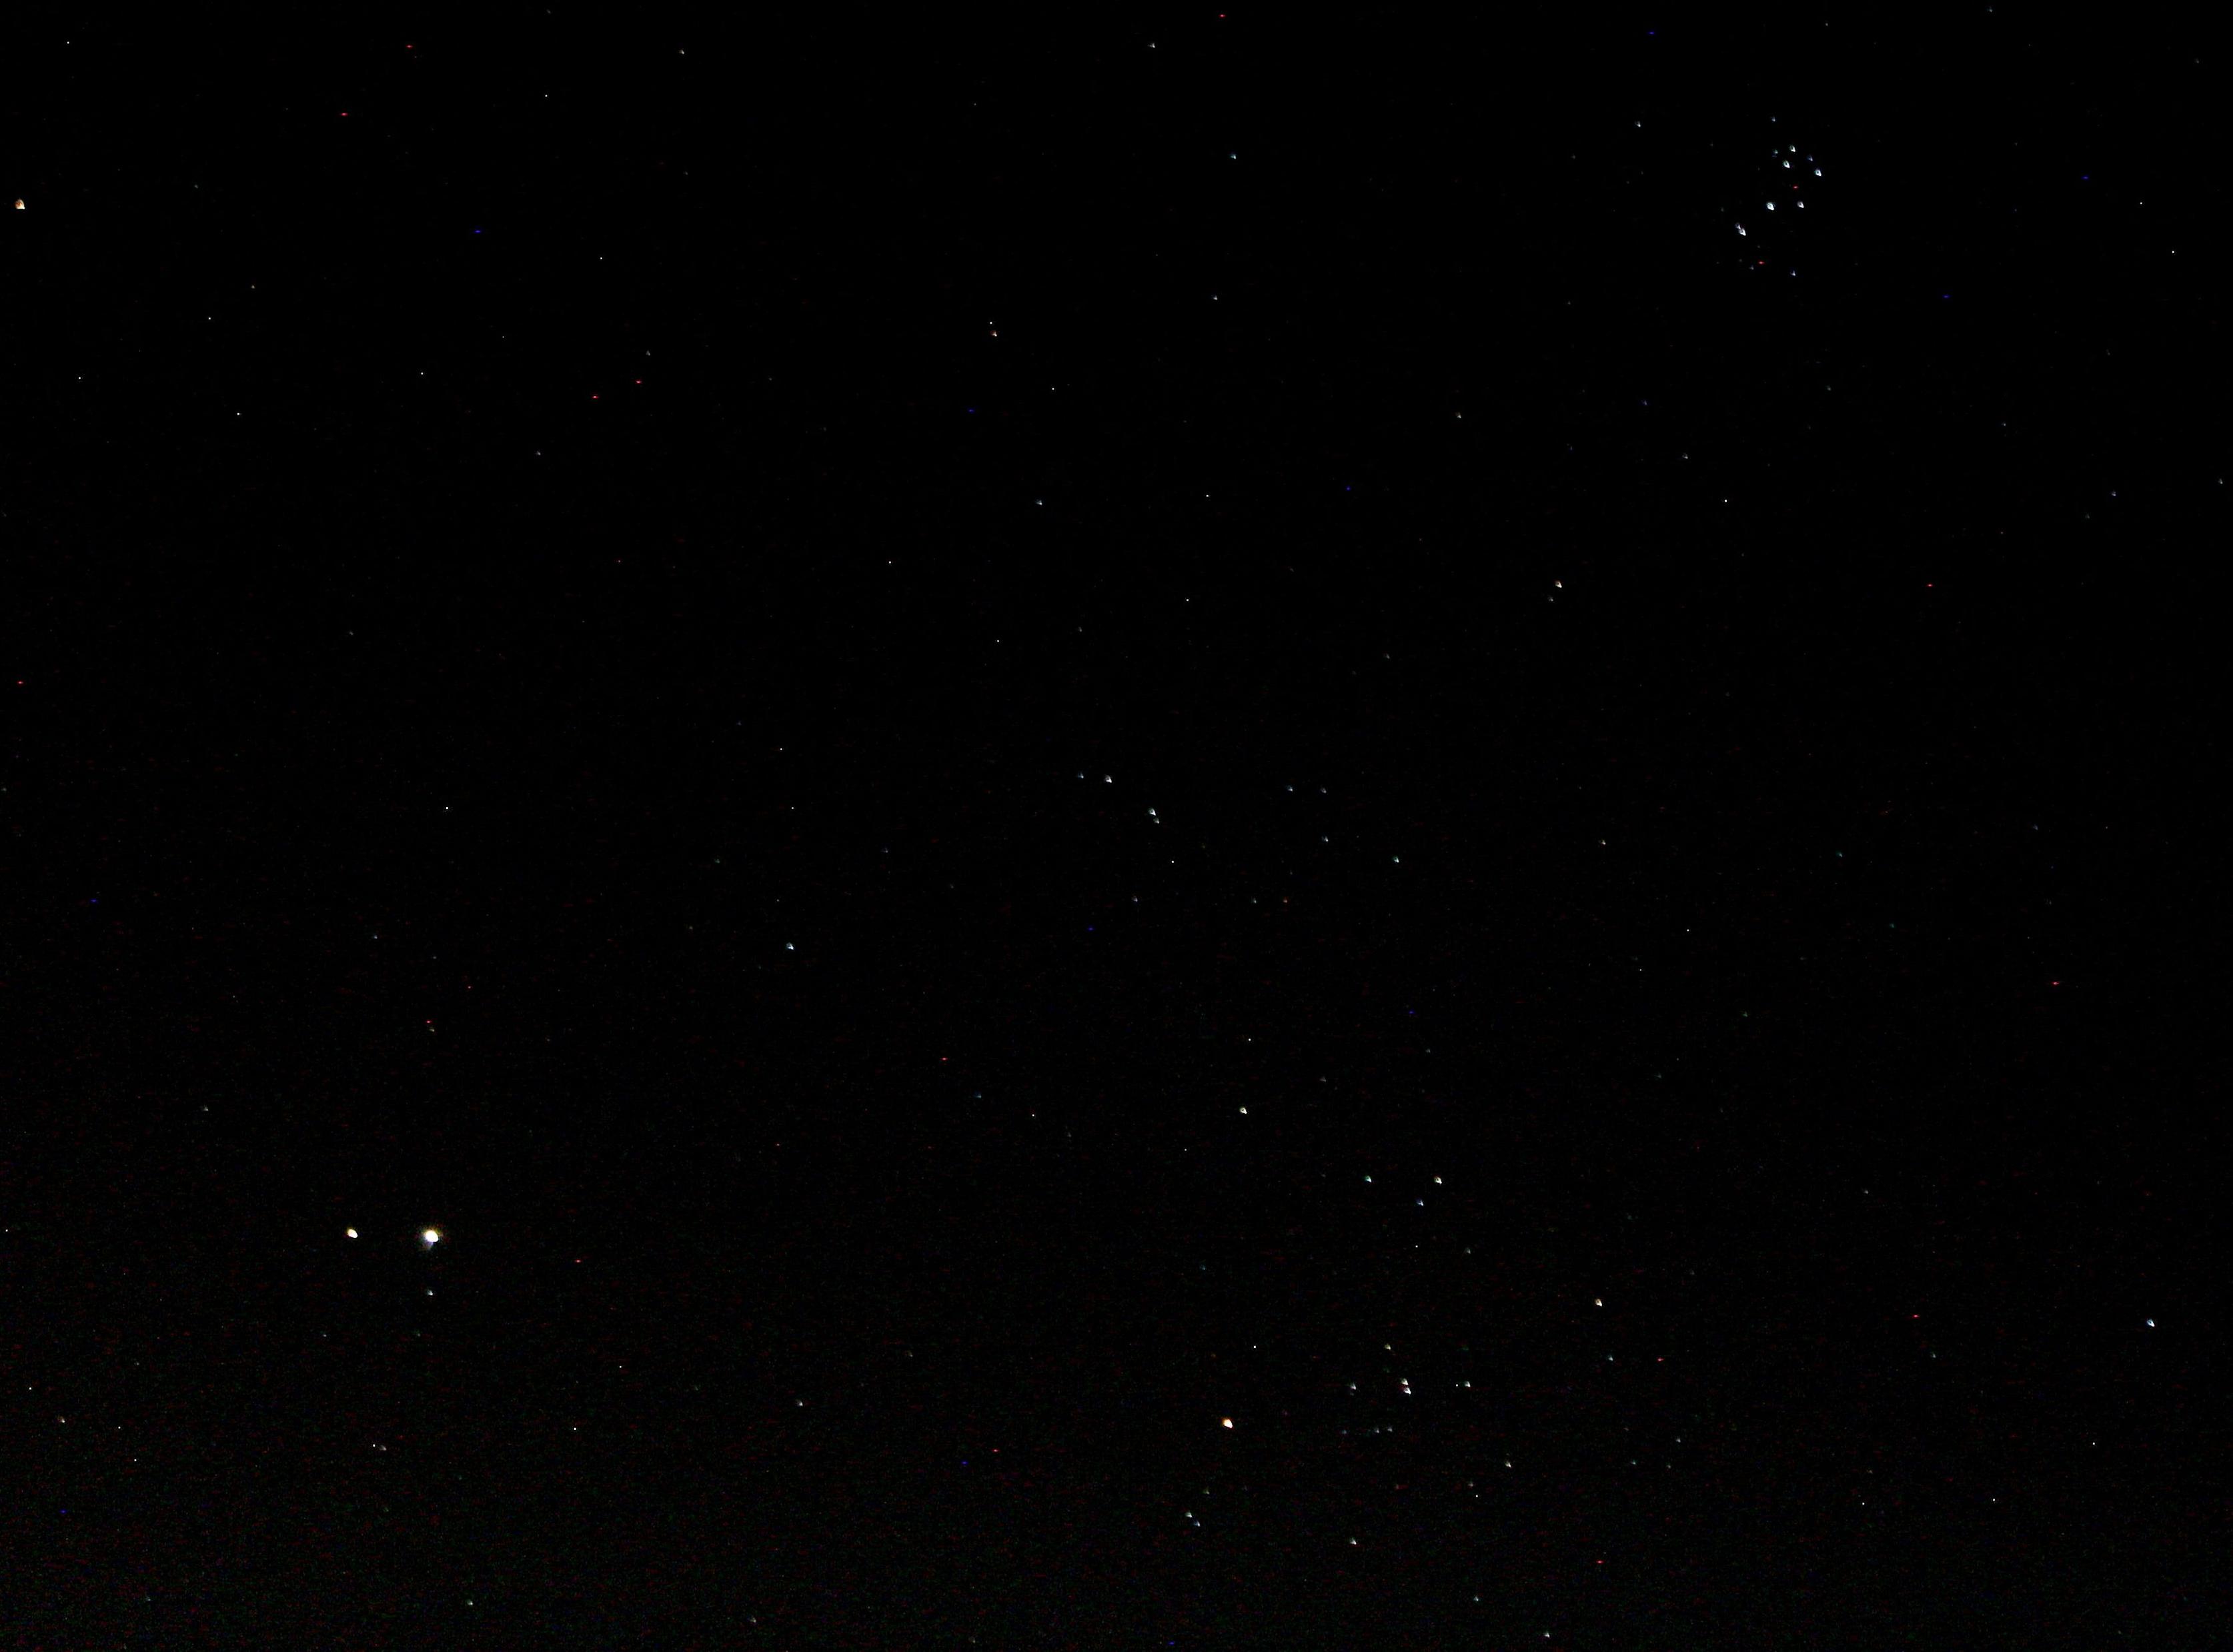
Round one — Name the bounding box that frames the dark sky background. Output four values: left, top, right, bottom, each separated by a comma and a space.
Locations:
3, 12, 2225, 1648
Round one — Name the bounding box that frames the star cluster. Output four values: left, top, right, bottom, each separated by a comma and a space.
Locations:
2, 13, 2221, 1647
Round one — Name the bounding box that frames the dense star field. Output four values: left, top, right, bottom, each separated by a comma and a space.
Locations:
3, 15, 2224, 1648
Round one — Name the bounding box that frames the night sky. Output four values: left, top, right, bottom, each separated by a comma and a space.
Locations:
4, 14, 2226, 1648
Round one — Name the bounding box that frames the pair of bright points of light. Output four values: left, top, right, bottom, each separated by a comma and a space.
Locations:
341, 1228, 442, 1247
